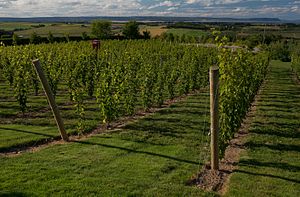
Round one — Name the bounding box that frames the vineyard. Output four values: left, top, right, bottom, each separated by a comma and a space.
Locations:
0, 40, 269, 152
292, 44, 300, 79
0, 39, 284, 196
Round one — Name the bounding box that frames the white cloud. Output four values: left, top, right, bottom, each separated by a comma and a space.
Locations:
185, 0, 242, 6
0, 0, 298, 19
148, 1, 181, 10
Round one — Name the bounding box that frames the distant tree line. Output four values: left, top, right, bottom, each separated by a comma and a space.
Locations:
91, 20, 150, 40
0, 20, 151, 46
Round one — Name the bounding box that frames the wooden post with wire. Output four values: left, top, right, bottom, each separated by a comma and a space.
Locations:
32, 59, 69, 142
210, 66, 219, 170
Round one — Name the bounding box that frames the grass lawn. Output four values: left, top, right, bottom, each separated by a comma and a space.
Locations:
226, 61, 300, 196
0, 91, 217, 196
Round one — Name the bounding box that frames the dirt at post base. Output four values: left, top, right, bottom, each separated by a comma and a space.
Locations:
189, 88, 260, 195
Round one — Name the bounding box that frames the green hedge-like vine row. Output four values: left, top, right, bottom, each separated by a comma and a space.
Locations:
218, 47, 269, 154
0, 40, 269, 154
0, 40, 216, 130
292, 45, 300, 79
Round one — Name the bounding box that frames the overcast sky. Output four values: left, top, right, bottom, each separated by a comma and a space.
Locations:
0, 0, 299, 19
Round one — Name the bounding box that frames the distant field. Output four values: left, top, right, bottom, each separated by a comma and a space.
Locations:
0, 22, 39, 31
140, 25, 168, 37
15, 23, 92, 37
241, 25, 300, 39
166, 28, 207, 37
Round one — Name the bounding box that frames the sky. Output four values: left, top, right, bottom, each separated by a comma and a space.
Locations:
0, 0, 299, 20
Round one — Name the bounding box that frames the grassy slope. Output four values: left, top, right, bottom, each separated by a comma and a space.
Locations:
0, 92, 217, 196
226, 61, 300, 196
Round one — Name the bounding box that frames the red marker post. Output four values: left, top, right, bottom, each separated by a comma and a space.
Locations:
92, 39, 101, 51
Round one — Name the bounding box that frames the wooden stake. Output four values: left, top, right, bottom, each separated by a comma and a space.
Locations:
32, 59, 69, 142
210, 66, 219, 170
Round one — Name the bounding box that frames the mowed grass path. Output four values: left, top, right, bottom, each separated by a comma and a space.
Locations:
0, 92, 217, 196
226, 61, 300, 196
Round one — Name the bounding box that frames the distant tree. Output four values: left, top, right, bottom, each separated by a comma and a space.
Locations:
12, 34, 19, 45
122, 21, 140, 39
30, 32, 41, 44
81, 32, 89, 40
64, 33, 70, 42
174, 35, 180, 42
167, 33, 175, 42
47, 31, 55, 43
160, 32, 168, 41
269, 41, 291, 62
91, 20, 112, 39
142, 30, 151, 39
180, 34, 186, 43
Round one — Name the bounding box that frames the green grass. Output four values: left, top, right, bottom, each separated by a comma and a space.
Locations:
166, 28, 207, 37
0, 92, 216, 196
0, 80, 102, 151
226, 60, 300, 196
0, 22, 38, 31
0, 124, 58, 152
0, 71, 198, 151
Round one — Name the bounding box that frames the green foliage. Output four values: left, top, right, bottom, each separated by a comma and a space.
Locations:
12, 34, 19, 45
81, 31, 89, 40
30, 32, 41, 44
122, 20, 140, 39
215, 33, 269, 155
142, 30, 151, 39
91, 20, 112, 39
291, 43, 300, 78
269, 41, 291, 62
47, 31, 55, 43
0, 39, 268, 143
64, 33, 70, 42
0, 40, 215, 128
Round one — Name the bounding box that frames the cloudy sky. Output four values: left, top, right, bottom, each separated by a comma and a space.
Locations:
0, 0, 299, 19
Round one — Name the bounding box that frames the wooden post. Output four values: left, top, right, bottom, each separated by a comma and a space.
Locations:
210, 66, 219, 170
32, 59, 69, 142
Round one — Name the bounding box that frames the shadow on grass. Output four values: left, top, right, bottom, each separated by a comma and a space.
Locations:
156, 109, 208, 116
0, 127, 56, 138
0, 192, 33, 197
123, 124, 183, 138
73, 140, 200, 165
234, 169, 300, 184
244, 141, 300, 152
239, 159, 300, 172
249, 127, 300, 139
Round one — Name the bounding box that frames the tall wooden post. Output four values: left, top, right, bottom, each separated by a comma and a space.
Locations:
32, 59, 69, 142
210, 66, 219, 170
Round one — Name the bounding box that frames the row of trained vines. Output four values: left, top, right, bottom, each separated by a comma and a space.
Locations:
292, 44, 300, 79
0, 40, 269, 154
218, 46, 269, 154
0, 40, 216, 131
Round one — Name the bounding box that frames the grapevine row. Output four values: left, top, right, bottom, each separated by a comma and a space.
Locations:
0, 40, 269, 154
